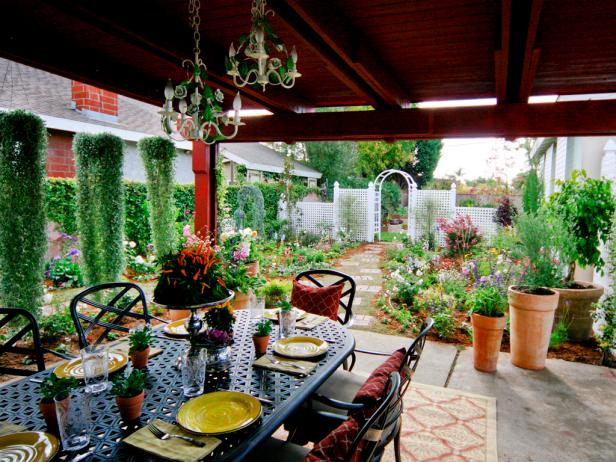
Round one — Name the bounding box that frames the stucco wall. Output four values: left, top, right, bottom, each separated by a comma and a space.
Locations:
122, 142, 194, 184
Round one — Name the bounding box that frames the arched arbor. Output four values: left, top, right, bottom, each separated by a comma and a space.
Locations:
373, 169, 417, 241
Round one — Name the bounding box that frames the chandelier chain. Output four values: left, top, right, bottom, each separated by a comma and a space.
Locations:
189, 0, 201, 60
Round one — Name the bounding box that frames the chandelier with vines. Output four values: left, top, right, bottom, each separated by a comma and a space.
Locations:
160, 0, 242, 144
226, 0, 301, 91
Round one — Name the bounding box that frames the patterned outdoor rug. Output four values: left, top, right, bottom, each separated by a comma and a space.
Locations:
382, 382, 497, 462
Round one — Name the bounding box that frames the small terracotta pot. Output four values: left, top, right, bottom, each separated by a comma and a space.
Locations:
40, 399, 63, 434
508, 286, 559, 370
553, 282, 604, 341
245, 261, 259, 277
130, 347, 150, 369
116, 391, 145, 422
471, 313, 506, 372
231, 291, 251, 311
168, 309, 191, 321
253, 335, 270, 357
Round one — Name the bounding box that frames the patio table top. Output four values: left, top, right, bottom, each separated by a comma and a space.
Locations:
0, 309, 355, 461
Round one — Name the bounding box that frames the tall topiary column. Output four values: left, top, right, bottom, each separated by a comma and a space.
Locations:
138, 136, 177, 256
74, 133, 125, 285
0, 110, 48, 317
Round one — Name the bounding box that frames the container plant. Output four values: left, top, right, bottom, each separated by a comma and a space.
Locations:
259, 280, 292, 308
549, 170, 615, 341
509, 209, 563, 370
277, 300, 295, 338
199, 305, 235, 365
253, 319, 273, 356
468, 286, 507, 372
111, 369, 146, 422
39, 374, 78, 433
222, 263, 264, 310
128, 325, 152, 369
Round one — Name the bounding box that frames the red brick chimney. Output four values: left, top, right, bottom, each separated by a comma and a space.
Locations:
71, 81, 118, 122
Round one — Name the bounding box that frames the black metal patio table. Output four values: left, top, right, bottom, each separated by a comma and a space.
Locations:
0, 309, 355, 461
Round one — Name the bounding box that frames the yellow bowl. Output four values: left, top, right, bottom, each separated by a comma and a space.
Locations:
53, 351, 127, 379
272, 336, 328, 358
0, 432, 59, 462
177, 391, 261, 435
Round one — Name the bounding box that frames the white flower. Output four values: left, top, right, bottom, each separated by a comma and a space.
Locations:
215, 89, 224, 103
129, 241, 137, 248
135, 255, 145, 264
416, 270, 423, 277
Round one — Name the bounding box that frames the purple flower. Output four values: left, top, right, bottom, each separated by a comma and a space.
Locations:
66, 248, 80, 257
146, 243, 154, 251
197, 329, 232, 347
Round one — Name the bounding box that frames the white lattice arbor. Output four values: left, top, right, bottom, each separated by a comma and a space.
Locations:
373, 169, 417, 241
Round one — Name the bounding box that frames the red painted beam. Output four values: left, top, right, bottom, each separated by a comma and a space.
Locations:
192, 142, 218, 238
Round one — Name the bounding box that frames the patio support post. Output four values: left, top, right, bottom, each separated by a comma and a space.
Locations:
192, 141, 218, 237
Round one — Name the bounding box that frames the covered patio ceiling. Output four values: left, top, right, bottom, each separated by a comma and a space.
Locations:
2, 0, 616, 141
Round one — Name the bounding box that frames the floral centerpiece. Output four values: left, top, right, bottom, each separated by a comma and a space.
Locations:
193, 305, 236, 365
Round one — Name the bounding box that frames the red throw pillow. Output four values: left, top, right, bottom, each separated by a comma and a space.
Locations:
291, 280, 344, 321
303, 416, 364, 462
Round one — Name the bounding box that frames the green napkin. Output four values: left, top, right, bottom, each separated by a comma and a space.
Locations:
253, 355, 317, 376
0, 421, 25, 437
296, 314, 329, 330
123, 419, 221, 462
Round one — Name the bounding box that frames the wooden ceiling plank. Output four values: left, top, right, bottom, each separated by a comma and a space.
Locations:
495, 0, 511, 103
518, 0, 544, 102
231, 99, 616, 142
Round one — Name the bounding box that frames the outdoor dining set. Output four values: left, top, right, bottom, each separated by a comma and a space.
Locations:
0, 269, 433, 462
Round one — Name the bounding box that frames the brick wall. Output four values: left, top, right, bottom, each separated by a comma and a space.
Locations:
71, 81, 118, 117
46, 130, 75, 178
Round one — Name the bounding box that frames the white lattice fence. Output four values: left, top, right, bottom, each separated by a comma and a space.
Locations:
336, 188, 370, 241
414, 189, 454, 245
288, 202, 335, 238
455, 207, 498, 240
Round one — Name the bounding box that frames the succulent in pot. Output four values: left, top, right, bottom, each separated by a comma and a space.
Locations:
253, 319, 273, 357
111, 369, 146, 422
39, 374, 79, 434
468, 286, 507, 372
129, 325, 152, 369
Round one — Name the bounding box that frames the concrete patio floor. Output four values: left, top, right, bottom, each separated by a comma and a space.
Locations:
351, 329, 616, 462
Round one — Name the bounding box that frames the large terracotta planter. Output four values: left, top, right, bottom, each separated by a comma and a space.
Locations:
253, 335, 270, 357
508, 286, 559, 370
245, 261, 259, 277
116, 391, 144, 422
168, 309, 190, 321
40, 399, 62, 434
130, 347, 150, 369
553, 282, 604, 341
231, 291, 251, 311
471, 313, 506, 372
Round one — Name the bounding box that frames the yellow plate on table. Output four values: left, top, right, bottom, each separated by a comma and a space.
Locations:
177, 391, 261, 435
273, 336, 328, 359
53, 351, 128, 379
0, 432, 59, 462
163, 318, 206, 337
263, 307, 307, 321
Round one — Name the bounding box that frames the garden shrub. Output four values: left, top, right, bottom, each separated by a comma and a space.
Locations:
47, 178, 78, 235
0, 110, 48, 317
233, 185, 265, 235
493, 196, 517, 227
593, 213, 616, 364
549, 319, 569, 349
45, 254, 83, 289
74, 132, 125, 285
432, 307, 456, 339
522, 169, 542, 214
138, 136, 178, 256
39, 307, 75, 342
436, 214, 482, 257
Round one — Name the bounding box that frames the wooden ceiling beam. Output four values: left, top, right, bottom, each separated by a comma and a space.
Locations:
519, 0, 544, 102
231, 99, 616, 142
495, 0, 511, 103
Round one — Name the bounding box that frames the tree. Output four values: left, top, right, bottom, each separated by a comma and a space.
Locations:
404, 139, 442, 187
305, 141, 358, 186
356, 140, 415, 178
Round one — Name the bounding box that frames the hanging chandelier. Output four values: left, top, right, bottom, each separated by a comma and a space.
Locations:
160, 0, 242, 144
226, 0, 301, 91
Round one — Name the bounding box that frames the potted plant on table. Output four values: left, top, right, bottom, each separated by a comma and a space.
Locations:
39, 374, 78, 433
129, 325, 152, 369
468, 286, 508, 372
111, 369, 146, 422
277, 300, 296, 338
196, 306, 236, 365
509, 209, 564, 370
549, 170, 615, 341
253, 319, 273, 357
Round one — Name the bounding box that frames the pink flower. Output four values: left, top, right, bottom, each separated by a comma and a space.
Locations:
183, 225, 192, 237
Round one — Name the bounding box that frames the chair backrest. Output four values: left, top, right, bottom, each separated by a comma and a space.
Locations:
349, 372, 402, 462
0, 308, 46, 376
70, 282, 153, 349
400, 317, 434, 395
295, 269, 356, 325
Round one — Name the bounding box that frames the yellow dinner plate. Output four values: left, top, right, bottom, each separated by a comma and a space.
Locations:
177, 391, 261, 435
163, 318, 206, 337
263, 307, 307, 321
0, 432, 59, 462
273, 336, 328, 359
53, 351, 128, 379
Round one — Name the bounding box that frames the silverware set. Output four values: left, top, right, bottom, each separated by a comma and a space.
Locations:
147, 423, 206, 447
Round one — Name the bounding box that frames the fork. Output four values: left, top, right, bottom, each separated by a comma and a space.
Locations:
269, 357, 306, 371
147, 423, 206, 447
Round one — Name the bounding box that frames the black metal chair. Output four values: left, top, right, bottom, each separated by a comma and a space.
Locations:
294, 269, 356, 326
0, 308, 73, 376
249, 372, 402, 462
70, 282, 165, 349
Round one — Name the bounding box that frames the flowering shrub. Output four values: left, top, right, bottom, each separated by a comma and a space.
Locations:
436, 215, 482, 257
124, 241, 157, 281
45, 233, 84, 289
219, 227, 259, 263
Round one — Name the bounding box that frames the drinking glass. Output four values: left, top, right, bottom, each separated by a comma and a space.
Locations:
278, 310, 296, 339
80, 346, 109, 394
55, 392, 91, 452
250, 295, 266, 320
180, 347, 207, 397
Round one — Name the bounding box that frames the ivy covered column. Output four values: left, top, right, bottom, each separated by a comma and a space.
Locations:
193, 141, 218, 236
0, 110, 48, 317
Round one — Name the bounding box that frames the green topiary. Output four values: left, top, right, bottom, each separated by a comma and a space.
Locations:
138, 137, 178, 257
522, 168, 543, 215
0, 110, 48, 317
73, 133, 125, 284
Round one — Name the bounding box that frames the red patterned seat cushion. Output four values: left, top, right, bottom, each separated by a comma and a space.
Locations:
291, 280, 344, 321
303, 416, 364, 462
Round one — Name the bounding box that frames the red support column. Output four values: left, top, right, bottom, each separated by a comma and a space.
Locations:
192, 141, 218, 237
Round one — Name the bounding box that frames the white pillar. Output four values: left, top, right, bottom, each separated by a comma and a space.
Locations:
450, 182, 457, 218
333, 181, 340, 239
367, 182, 375, 242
